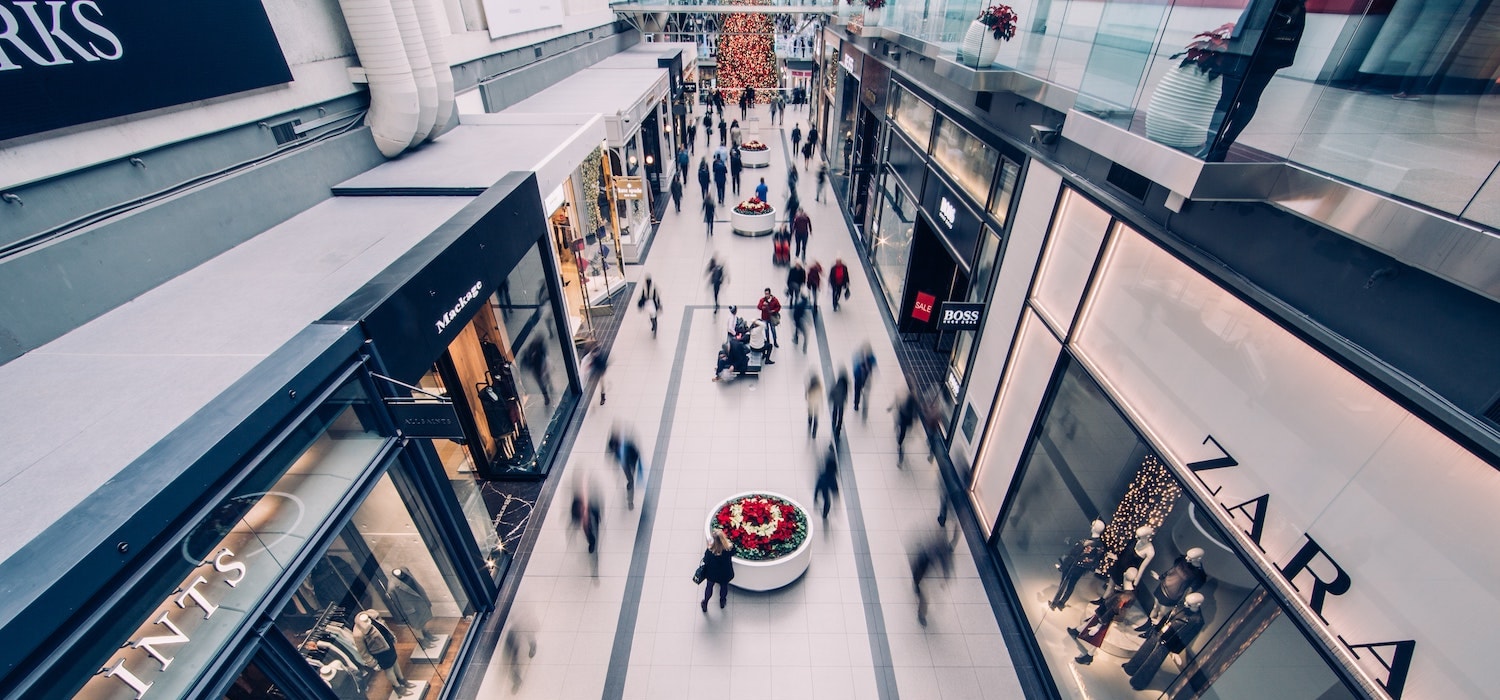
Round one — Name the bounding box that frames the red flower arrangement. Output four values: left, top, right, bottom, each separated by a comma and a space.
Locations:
1172, 23, 1236, 79
714, 494, 808, 560
977, 5, 1018, 42
740, 140, 769, 151
846, 0, 887, 9
717, 4, 777, 100
734, 198, 774, 215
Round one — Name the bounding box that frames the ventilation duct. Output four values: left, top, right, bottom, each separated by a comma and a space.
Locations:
337, 0, 420, 157
389, 0, 438, 145
413, 0, 456, 139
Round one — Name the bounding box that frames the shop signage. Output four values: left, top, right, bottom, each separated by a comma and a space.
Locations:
612, 176, 646, 200
2, 0, 292, 141
1186, 435, 1415, 699
840, 53, 859, 78
922, 176, 982, 270
481, 0, 562, 39
938, 197, 957, 229
911, 291, 936, 323
434, 280, 484, 334
937, 302, 983, 330
388, 402, 465, 439
94, 548, 249, 698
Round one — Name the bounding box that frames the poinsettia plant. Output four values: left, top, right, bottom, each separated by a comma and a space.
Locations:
1172, 23, 1235, 79
977, 5, 1018, 41
740, 140, 769, 151
848, 0, 887, 10
734, 198, 774, 215
714, 494, 808, 560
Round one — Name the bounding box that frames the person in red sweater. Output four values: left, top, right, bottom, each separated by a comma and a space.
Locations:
829, 259, 850, 311
757, 287, 782, 347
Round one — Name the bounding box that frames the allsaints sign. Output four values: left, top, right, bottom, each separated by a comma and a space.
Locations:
1, 0, 291, 140
1186, 435, 1415, 699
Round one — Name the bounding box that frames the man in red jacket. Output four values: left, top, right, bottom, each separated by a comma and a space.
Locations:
829, 259, 850, 311
757, 287, 782, 347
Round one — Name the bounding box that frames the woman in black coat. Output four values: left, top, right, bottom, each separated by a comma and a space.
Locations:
700, 529, 736, 611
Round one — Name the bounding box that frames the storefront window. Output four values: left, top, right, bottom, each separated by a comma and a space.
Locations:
944, 226, 1003, 409
871, 172, 916, 314
989, 158, 1020, 225
222, 660, 283, 700
1031, 189, 1111, 335
889, 83, 934, 153
409, 368, 505, 580
274, 466, 475, 699
438, 242, 573, 478
931, 118, 999, 206
994, 357, 1357, 700
78, 376, 384, 700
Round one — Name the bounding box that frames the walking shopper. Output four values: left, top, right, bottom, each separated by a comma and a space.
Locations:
730, 120, 742, 148
805, 260, 823, 308
730, 146, 743, 195
669, 176, 682, 213
646, 287, 661, 337
585, 341, 610, 405
702, 194, 716, 237
828, 368, 850, 437
697, 158, 710, 200
813, 444, 839, 520
851, 343, 876, 416
687, 122, 698, 154
718, 118, 728, 146
787, 164, 799, 194
791, 123, 802, 156
501, 627, 537, 692
805, 373, 823, 439
713, 156, 728, 203
829, 258, 850, 311
910, 532, 955, 626
786, 261, 806, 305
891, 391, 920, 466
757, 287, 781, 347
699, 529, 736, 611
816, 162, 829, 202
789, 295, 810, 351
776, 92, 785, 124
703, 113, 713, 150
792, 208, 811, 260
807, 125, 820, 155
676, 146, 690, 185
755, 177, 768, 203
607, 430, 645, 510
706, 258, 727, 312
570, 479, 602, 555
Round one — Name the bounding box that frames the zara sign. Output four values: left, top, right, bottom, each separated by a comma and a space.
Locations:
0, 0, 292, 141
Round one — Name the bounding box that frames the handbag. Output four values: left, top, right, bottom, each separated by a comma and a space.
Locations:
770, 311, 782, 325
692, 562, 706, 584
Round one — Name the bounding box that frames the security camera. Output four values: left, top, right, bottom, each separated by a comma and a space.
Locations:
1029, 124, 1059, 146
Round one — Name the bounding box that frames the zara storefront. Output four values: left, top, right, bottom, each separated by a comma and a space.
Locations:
960, 174, 1500, 699
0, 176, 578, 700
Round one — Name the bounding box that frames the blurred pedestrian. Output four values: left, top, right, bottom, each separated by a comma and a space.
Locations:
669, 175, 682, 214
828, 368, 849, 437
676, 146, 690, 185
813, 442, 839, 520
789, 293, 810, 352
755, 177, 768, 203
829, 259, 850, 311
585, 340, 610, 405
786, 261, 806, 305
730, 146, 744, 195
805, 373, 823, 439
910, 532, 954, 626
520, 339, 553, 405
852, 343, 876, 417
719, 118, 728, 146
805, 260, 823, 308
501, 625, 537, 692
788, 164, 799, 194
791, 123, 803, 156
891, 391, 920, 466
730, 119, 742, 148
815, 162, 829, 202
713, 156, 728, 203
706, 258, 727, 311
697, 158, 710, 200
687, 122, 698, 154
570, 476, 602, 556
607, 429, 645, 510
801, 140, 813, 169
920, 390, 944, 464
807, 125, 820, 156
700, 529, 736, 611
792, 208, 811, 260
703, 193, 716, 237
647, 287, 661, 337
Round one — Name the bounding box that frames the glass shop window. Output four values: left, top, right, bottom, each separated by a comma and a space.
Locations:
931, 118, 999, 206
992, 356, 1359, 700
889, 83, 935, 153
274, 467, 475, 699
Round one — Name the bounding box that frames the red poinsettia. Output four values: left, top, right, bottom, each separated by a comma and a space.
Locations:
740, 140, 769, 151
735, 198, 774, 215
977, 5, 1018, 42
1173, 23, 1236, 79
713, 494, 808, 560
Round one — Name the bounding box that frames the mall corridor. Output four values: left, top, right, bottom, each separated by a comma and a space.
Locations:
471, 105, 1026, 700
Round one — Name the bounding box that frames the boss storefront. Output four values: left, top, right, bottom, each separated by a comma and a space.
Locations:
966, 185, 1500, 699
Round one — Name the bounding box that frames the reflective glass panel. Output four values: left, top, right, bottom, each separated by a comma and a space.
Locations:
931, 118, 999, 205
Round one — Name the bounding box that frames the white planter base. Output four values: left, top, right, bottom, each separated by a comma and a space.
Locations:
706, 491, 813, 591
958, 21, 1002, 68
741, 148, 771, 168
730, 208, 777, 237
1145, 65, 1223, 149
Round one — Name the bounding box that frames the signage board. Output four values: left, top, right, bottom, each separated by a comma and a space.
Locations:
1, 0, 292, 141
482, 0, 563, 39
388, 402, 465, 439
937, 301, 984, 331
911, 291, 936, 323
839, 52, 860, 79
922, 174, 982, 270
612, 176, 646, 200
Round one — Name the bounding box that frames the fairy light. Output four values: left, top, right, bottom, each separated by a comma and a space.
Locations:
1100, 454, 1183, 565
716, 1, 777, 101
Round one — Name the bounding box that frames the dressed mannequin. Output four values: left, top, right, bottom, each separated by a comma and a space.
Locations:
317, 660, 363, 700
1050, 520, 1107, 610
354, 611, 414, 696
1123, 592, 1206, 689
326, 622, 375, 669
1068, 567, 1137, 665
388, 568, 438, 648
1139, 547, 1206, 631
1108, 525, 1156, 586
315, 640, 366, 688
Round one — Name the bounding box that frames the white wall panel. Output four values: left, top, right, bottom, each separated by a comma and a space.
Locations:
1031, 189, 1110, 336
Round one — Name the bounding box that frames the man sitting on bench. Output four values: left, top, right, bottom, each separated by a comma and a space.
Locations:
713, 335, 752, 382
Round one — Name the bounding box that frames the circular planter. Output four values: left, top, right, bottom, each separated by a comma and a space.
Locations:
705, 491, 814, 591
1145, 64, 1223, 149
741, 147, 771, 168
863, 6, 883, 27
730, 207, 776, 237
958, 20, 1002, 68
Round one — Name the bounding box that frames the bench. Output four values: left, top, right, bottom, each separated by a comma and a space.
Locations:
738, 351, 764, 377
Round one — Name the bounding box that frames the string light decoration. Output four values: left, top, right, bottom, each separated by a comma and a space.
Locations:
716, 1, 777, 101
1098, 454, 1183, 573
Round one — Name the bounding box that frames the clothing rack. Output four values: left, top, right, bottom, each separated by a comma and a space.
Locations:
299, 603, 346, 658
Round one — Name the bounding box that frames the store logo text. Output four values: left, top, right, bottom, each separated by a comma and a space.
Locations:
0, 1, 123, 70
938, 197, 956, 229
435, 280, 484, 334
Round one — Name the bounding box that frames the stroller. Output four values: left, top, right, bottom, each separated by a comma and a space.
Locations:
772, 224, 792, 267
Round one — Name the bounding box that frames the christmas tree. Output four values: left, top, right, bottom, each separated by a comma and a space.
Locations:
1100, 454, 1183, 565
716, 1, 777, 101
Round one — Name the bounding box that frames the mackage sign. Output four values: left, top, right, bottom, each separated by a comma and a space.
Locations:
0, 0, 292, 141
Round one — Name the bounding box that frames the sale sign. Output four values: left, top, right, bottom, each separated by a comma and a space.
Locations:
912, 291, 936, 322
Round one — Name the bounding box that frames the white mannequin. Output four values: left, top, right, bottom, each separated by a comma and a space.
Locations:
1089, 519, 1105, 539
1132, 525, 1157, 576
1183, 591, 1204, 611
355, 611, 414, 694
1146, 547, 1205, 625
1072, 567, 1138, 663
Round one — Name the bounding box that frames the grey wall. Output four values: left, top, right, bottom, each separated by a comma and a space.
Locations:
460, 28, 638, 112
0, 129, 385, 364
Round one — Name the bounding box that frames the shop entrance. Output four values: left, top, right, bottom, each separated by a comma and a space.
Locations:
849, 103, 881, 238
898, 215, 969, 430
546, 178, 616, 343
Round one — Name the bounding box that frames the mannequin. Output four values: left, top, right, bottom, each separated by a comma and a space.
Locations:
1050, 520, 1107, 610
1108, 525, 1156, 586
1068, 567, 1137, 665
317, 660, 362, 700
325, 621, 374, 668
315, 640, 365, 688
388, 568, 438, 648
354, 611, 414, 695
1139, 547, 1206, 631
1123, 592, 1206, 689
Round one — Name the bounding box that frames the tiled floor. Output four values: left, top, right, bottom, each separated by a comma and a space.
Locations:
474, 105, 1027, 700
